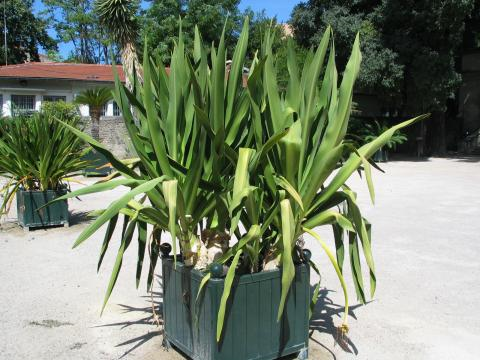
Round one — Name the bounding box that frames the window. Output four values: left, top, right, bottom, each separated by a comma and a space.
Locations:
101, 102, 108, 117
11, 95, 36, 116
113, 101, 121, 116
43, 95, 66, 103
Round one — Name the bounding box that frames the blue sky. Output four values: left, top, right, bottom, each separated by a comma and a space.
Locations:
32, 0, 300, 59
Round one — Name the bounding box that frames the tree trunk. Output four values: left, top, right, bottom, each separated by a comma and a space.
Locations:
430, 110, 447, 156
90, 107, 101, 141
121, 42, 141, 90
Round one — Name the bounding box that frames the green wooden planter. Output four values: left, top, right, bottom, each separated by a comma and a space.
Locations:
161, 257, 310, 360
16, 189, 69, 230
82, 150, 112, 177
373, 148, 389, 162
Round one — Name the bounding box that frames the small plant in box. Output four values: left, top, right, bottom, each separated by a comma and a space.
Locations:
0, 102, 87, 228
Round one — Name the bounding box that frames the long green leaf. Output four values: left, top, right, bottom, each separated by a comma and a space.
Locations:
277, 199, 295, 321
216, 249, 242, 342
101, 214, 138, 314
162, 180, 178, 263
73, 177, 165, 248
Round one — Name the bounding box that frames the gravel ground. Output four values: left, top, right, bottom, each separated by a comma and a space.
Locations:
0, 157, 479, 360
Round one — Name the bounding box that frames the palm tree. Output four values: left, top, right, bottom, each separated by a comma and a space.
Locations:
95, 0, 140, 87
75, 87, 112, 141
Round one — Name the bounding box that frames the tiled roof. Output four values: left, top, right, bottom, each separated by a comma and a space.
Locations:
0, 62, 125, 82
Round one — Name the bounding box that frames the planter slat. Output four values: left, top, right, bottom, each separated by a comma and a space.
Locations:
162, 258, 310, 360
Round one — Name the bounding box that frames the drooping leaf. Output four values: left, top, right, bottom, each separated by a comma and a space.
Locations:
216, 249, 242, 342
277, 199, 296, 321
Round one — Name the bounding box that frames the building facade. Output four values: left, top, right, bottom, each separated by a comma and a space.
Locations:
0, 62, 129, 157
0, 62, 125, 117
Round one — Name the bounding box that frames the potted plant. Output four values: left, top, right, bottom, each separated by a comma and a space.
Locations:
0, 102, 88, 230
53, 19, 427, 360
362, 120, 408, 162
75, 87, 114, 176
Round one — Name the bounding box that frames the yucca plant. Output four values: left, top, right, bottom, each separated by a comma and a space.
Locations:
52, 20, 258, 312
0, 102, 88, 215
206, 26, 428, 337
52, 18, 427, 344
95, 0, 141, 87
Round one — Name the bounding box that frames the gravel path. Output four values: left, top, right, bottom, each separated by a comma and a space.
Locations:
0, 157, 479, 360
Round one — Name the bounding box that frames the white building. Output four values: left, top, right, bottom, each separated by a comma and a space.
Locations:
0, 62, 125, 117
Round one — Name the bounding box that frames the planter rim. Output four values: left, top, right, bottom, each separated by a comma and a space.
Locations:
162, 257, 309, 286
18, 188, 67, 193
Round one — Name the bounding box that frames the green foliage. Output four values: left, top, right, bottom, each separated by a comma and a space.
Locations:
362, 120, 408, 150
41, 0, 116, 63
291, 0, 476, 113
0, 0, 56, 65
75, 87, 113, 140
45, 50, 64, 62
75, 87, 113, 108
464, 0, 480, 49
141, 0, 242, 63
54, 20, 427, 341
0, 102, 87, 214
291, 1, 404, 105
54, 20, 254, 317
376, 0, 474, 112
349, 118, 408, 150
95, 0, 140, 46
243, 9, 284, 60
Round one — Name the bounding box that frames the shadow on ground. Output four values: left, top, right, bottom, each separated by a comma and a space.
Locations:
69, 210, 94, 226
98, 278, 367, 359
309, 288, 367, 358
96, 283, 165, 359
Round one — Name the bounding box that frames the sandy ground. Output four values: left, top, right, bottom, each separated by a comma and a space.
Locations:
0, 157, 479, 360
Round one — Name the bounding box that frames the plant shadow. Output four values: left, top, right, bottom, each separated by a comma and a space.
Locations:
95, 276, 169, 359
69, 210, 94, 226
309, 287, 366, 357
95, 278, 367, 360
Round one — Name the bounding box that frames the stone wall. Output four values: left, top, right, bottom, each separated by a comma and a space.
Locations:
81, 116, 131, 159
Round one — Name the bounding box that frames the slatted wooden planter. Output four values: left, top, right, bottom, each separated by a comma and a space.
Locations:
16, 189, 69, 230
161, 257, 310, 360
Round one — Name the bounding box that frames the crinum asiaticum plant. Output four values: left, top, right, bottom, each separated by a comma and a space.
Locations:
53, 18, 427, 341
208, 25, 428, 339
52, 19, 265, 311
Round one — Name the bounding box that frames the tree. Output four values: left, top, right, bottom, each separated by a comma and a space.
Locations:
243, 9, 284, 59
41, 0, 113, 63
75, 87, 112, 141
141, 0, 242, 63
291, 1, 404, 106
95, 0, 141, 86
290, 0, 476, 155
463, 0, 480, 50
375, 0, 474, 155
0, 0, 56, 65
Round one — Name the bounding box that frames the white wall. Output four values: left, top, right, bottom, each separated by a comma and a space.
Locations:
0, 78, 116, 117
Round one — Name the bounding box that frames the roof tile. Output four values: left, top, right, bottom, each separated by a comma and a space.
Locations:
0, 62, 125, 82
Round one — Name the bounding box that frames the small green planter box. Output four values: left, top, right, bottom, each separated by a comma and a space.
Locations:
82, 150, 112, 177
373, 148, 389, 162
16, 189, 69, 230
161, 258, 310, 360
